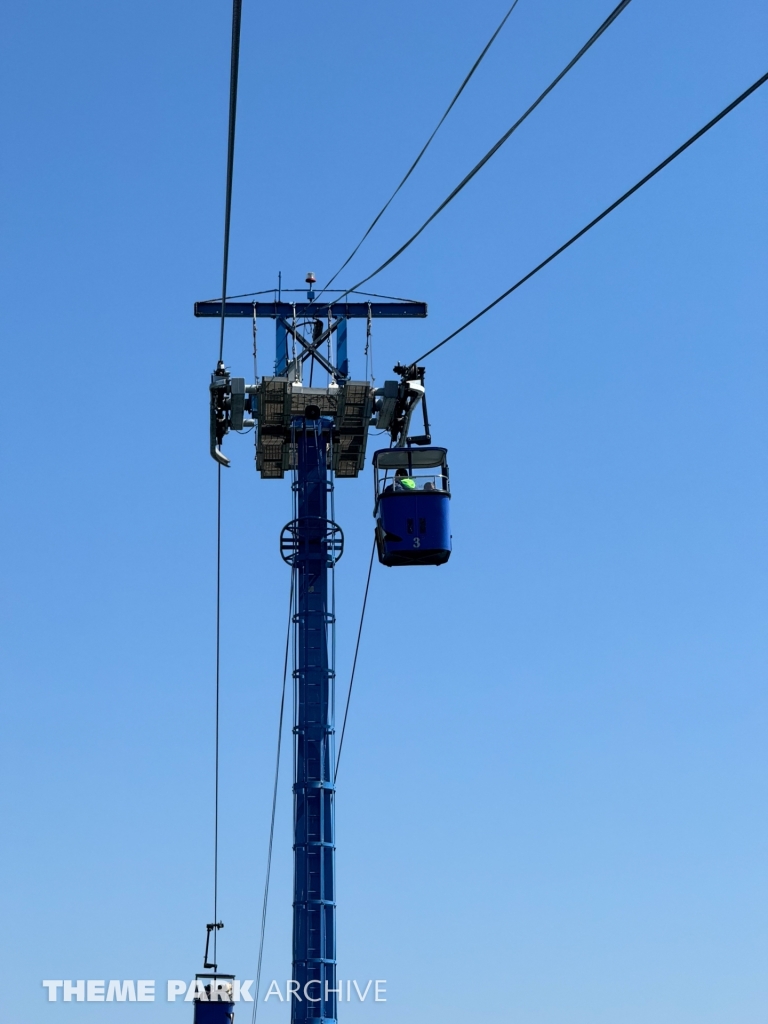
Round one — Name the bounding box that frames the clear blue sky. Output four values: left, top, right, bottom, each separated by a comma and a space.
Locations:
1, 0, 766, 1021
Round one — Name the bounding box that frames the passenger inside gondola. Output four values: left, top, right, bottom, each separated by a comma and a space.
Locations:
383, 469, 445, 494
394, 468, 416, 491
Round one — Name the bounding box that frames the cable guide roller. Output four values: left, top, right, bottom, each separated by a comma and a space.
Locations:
209, 367, 374, 479
372, 362, 431, 446
206, 290, 432, 479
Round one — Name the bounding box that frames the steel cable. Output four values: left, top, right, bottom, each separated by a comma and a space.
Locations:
209, 0, 244, 970
212, 465, 222, 965
251, 573, 295, 1023
411, 69, 768, 365
335, 538, 377, 781
317, 0, 523, 300
218, 0, 243, 362
203, 287, 423, 303
331, 0, 634, 305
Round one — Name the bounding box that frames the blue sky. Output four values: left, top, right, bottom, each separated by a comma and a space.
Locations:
0, 0, 766, 1021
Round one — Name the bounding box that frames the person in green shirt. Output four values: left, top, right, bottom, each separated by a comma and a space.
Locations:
394, 467, 417, 491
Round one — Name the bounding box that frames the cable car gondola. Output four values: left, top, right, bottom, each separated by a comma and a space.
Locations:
191, 975, 235, 1024
373, 447, 451, 566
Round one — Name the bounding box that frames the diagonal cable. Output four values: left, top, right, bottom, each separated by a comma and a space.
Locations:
212, 465, 222, 965
251, 573, 295, 1023
335, 538, 376, 781
218, 0, 243, 362
411, 70, 768, 364
333, 0, 633, 304
318, 0, 523, 298
210, 0, 243, 964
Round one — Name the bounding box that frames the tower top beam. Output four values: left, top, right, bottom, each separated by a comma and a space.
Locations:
195, 300, 427, 320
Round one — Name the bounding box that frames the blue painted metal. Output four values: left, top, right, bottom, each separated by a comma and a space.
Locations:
192, 976, 235, 1024
335, 318, 348, 378
291, 415, 337, 1024
276, 319, 288, 375
377, 490, 451, 566
194, 300, 427, 319
193, 999, 235, 1024
373, 447, 451, 566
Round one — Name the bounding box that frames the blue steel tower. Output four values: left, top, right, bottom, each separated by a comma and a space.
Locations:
200, 289, 428, 1023
291, 414, 337, 1022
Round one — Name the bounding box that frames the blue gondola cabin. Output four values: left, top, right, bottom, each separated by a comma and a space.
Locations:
373, 447, 451, 566
192, 976, 235, 1024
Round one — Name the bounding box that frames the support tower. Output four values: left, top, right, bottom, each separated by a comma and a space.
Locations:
200, 287, 429, 1023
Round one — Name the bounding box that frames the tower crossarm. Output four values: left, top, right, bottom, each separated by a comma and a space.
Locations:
195, 300, 427, 319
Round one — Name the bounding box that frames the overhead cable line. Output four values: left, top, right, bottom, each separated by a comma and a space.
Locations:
317, 0, 523, 299
335, 538, 376, 781
251, 574, 295, 1023
209, 0, 243, 971
212, 466, 223, 966
410, 69, 768, 365
217, 0, 243, 362
331, 0, 633, 305
204, 288, 422, 303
